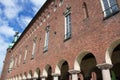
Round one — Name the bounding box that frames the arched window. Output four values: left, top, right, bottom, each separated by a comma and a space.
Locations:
82, 2, 89, 19
44, 26, 50, 52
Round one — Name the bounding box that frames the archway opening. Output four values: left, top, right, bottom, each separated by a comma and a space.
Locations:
36, 68, 40, 80
80, 53, 102, 80
60, 61, 69, 80
111, 44, 120, 79
47, 66, 52, 80
27, 70, 33, 80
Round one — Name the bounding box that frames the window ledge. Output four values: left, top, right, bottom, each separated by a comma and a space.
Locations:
43, 49, 48, 53
64, 36, 71, 42
23, 61, 26, 64
103, 10, 120, 20
31, 57, 34, 60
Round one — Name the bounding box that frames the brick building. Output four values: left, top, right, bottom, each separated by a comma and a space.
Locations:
1, 0, 120, 80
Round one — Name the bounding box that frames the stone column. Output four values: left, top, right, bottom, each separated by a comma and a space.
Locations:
52, 73, 60, 80
69, 70, 81, 80
97, 63, 113, 80
40, 75, 47, 80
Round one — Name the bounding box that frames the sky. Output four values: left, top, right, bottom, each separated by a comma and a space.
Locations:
0, 0, 46, 74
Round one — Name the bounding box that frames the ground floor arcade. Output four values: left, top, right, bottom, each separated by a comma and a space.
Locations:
7, 39, 120, 80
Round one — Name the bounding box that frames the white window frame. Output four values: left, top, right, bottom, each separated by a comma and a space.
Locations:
100, 0, 119, 18
23, 47, 28, 63
31, 37, 37, 59
14, 57, 17, 67
59, 0, 63, 6
18, 54, 21, 65
64, 7, 71, 40
9, 58, 14, 72
44, 27, 49, 52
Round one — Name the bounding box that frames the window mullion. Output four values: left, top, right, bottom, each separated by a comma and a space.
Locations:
107, 0, 113, 13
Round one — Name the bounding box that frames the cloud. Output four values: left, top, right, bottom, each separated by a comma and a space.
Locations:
17, 16, 32, 29
4, 6, 22, 19
30, 0, 46, 7
0, 0, 22, 19
0, 25, 15, 74
0, 8, 3, 15
0, 25, 15, 37
30, 0, 46, 13
0, 0, 46, 75
0, 35, 10, 74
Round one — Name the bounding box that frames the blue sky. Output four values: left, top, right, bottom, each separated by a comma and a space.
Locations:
0, 0, 46, 74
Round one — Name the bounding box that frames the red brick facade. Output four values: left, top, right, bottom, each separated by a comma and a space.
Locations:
1, 0, 120, 80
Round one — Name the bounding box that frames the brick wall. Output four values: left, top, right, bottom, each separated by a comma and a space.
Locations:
1, 0, 120, 79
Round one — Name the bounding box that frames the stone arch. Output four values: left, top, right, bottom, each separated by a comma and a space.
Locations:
43, 64, 52, 76
105, 39, 120, 64
74, 51, 102, 80
74, 51, 93, 71
42, 64, 53, 80
55, 59, 69, 80
106, 39, 120, 79
33, 68, 40, 79
27, 70, 33, 79
13, 77, 15, 80
22, 72, 27, 80
18, 74, 22, 80
15, 75, 19, 80
55, 59, 69, 74
59, 0, 63, 6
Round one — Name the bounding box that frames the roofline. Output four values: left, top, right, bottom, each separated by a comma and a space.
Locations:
12, 0, 52, 49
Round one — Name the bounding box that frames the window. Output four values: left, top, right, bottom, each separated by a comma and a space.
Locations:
82, 2, 89, 19
44, 26, 50, 52
8, 58, 14, 72
14, 57, 17, 67
100, 0, 119, 18
18, 54, 21, 65
59, 0, 63, 6
64, 7, 71, 41
47, 12, 50, 18
54, 5, 57, 12
23, 46, 28, 64
31, 37, 37, 59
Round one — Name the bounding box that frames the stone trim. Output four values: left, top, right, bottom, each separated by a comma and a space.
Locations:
52, 73, 60, 77
69, 69, 80, 74
32, 77, 38, 79
40, 75, 47, 78
96, 63, 113, 69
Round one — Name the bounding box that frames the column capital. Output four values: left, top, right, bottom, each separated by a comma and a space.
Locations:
52, 73, 60, 77
32, 77, 38, 79
96, 63, 113, 69
40, 75, 47, 78
69, 69, 80, 74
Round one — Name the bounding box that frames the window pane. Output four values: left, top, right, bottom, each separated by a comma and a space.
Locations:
44, 27, 49, 51
102, 0, 111, 16
109, 0, 119, 12
65, 14, 71, 39
109, 0, 117, 6
103, 0, 109, 9
112, 4, 119, 12
68, 14, 71, 37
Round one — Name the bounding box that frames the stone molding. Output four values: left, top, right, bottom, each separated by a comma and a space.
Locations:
40, 75, 47, 78
52, 73, 60, 77
97, 63, 113, 69
69, 69, 80, 74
